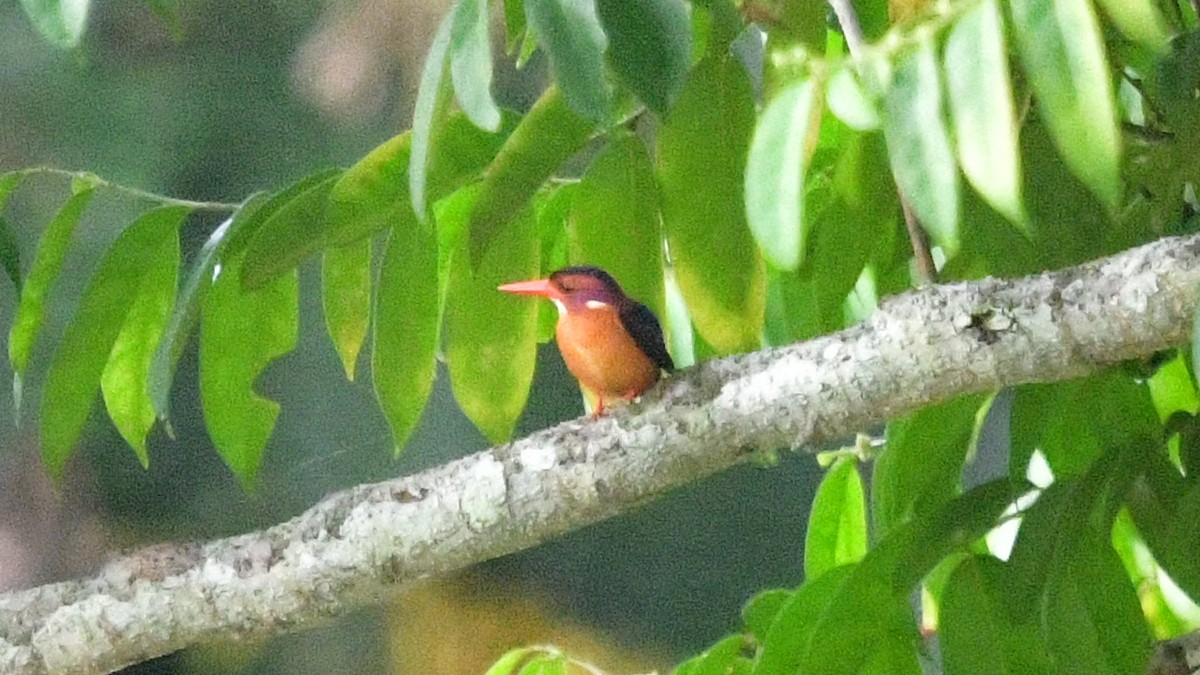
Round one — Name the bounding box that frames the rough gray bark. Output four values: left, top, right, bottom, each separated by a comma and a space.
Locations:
3, 232, 1200, 674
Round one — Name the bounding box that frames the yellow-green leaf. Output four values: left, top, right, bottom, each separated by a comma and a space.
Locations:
449, 0, 502, 131
468, 86, 593, 265
41, 206, 188, 479
10, 188, 95, 380
657, 52, 764, 354
567, 131, 665, 320
372, 216, 439, 454
525, 0, 610, 122
1010, 0, 1121, 209
149, 195, 268, 425
241, 172, 342, 289
100, 227, 180, 466
745, 77, 823, 271
884, 39, 960, 256
322, 239, 371, 381
805, 457, 868, 579
410, 12, 455, 219
200, 253, 298, 489
944, 0, 1025, 228
446, 203, 540, 442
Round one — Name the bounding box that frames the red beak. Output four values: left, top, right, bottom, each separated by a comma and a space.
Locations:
497, 278, 559, 299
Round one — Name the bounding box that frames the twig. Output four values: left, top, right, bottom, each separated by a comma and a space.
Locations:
901, 198, 937, 284
9, 167, 241, 213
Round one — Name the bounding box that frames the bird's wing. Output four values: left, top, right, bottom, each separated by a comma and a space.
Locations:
619, 301, 675, 373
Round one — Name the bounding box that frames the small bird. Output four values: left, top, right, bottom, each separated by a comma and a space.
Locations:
498, 266, 674, 415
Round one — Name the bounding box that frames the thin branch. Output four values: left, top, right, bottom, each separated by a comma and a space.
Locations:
3, 232, 1200, 673
11, 168, 241, 213
902, 198, 938, 284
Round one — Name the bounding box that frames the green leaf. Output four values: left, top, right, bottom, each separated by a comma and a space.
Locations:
798, 480, 1019, 674
1007, 442, 1148, 622
805, 457, 867, 579
410, 12, 455, 220
676, 635, 750, 675
485, 647, 538, 675
657, 52, 764, 354
796, 566, 912, 674
826, 66, 880, 132
447, 202, 540, 442
372, 217, 439, 455
9, 187, 96, 394
1149, 351, 1198, 419
567, 131, 665, 320
450, 0, 502, 131
1009, 0, 1121, 209
0, 172, 28, 293
19, 0, 89, 49
241, 172, 342, 289
752, 566, 855, 675
873, 394, 991, 537
1094, 0, 1171, 55
884, 39, 960, 256
524, 0, 610, 123
595, 0, 691, 116
468, 86, 594, 265
149, 196, 267, 424
664, 271, 695, 369
1194, 299, 1200, 399
741, 588, 793, 644
329, 133, 413, 241
1010, 373, 1160, 480
430, 112, 522, 197
100, 227, 180, 466
941, 556, 1053, 675
766, 133, 893, 344
223, 169, 342, 261
322, 239, 371, 381
1041, 528, 1151, 674
503, 0, 527, 55
1128, 461, 1200, 602
199, 254, 298, 489
517, 654, 567, 675
888, 478, 1026, 594
330, 116, 513, 253
40, 206, 188, 479
745, 78, 822, 271
944, 0, 1025, 228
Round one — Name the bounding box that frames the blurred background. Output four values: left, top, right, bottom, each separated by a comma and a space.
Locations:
0, 1, 831, 672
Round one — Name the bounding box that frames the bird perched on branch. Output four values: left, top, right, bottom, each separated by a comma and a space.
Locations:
498, 266, 674, 415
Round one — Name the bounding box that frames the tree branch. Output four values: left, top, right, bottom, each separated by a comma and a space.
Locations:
4, 233, 1200, 673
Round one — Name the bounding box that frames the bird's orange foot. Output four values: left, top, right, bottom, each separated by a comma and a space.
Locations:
590, 397, 606, 419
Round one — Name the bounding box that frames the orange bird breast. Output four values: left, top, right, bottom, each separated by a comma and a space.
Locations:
554, 303, 662, 402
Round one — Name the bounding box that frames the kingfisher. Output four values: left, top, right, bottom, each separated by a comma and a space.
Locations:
498, 266, 674, 415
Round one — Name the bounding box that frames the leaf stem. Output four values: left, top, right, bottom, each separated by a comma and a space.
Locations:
9, 167, 241, 213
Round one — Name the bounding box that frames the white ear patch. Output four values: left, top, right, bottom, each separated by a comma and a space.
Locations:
584, 300, 609, 310
551, 298, 567, 316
